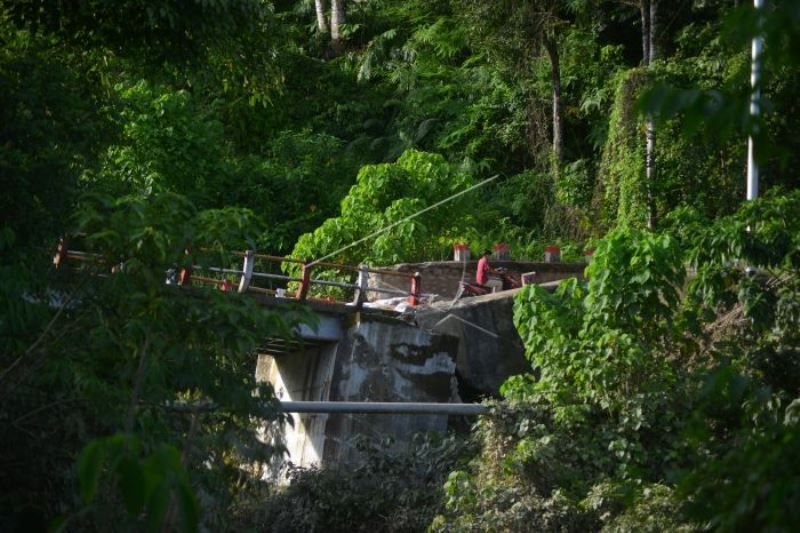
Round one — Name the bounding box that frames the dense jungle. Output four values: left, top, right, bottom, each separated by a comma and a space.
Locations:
2, 0, 800, 531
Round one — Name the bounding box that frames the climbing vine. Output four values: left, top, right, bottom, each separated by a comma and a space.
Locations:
594, 68, 650, 230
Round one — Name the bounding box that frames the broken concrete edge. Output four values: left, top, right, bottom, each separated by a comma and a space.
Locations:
250, 292, 409, 317
419, 278, 565, 312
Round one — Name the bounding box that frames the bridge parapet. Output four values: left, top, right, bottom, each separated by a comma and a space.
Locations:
368, 260, 586, 300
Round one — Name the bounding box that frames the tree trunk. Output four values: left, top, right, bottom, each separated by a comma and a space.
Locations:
649, 0, 659, 63
644, 0, 658, 230
544, 37, 563, 167
315, 0, 329, 34
640, 0, 651, 66
331, 0, 346, 52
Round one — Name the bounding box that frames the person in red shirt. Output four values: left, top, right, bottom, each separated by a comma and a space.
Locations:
476, 250, 503, 292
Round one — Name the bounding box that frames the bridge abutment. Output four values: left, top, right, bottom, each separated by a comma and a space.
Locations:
257, 312, 460, 470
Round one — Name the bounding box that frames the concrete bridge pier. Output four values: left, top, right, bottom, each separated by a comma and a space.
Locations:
256, 310, 461, 470
257, 342, 338, 468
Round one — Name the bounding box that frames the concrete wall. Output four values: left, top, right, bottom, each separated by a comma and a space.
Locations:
322, 314, 459, 464
415, 288, 531, 396
256, 311, 460, 469
368, 260, 585, 300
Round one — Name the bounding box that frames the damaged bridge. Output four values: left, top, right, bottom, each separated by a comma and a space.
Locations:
253, 281, 580, 469
54, 242, 584, 468
255, 289, 531, 468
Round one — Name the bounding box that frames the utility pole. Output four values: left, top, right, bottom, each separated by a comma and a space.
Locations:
747, 0, 765, 201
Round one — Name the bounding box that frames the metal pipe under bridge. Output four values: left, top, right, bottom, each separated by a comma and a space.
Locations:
279, 401, 488, 416
167, 400, 488, 416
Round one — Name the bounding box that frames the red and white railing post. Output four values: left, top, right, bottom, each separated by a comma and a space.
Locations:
178, 248, 193, 286
53, 237, 68, 268
453, 243, 470, 262
409, 272, 421, 306
297, 259, 312, 301
544, 245, 561, 263
493, 242, 510, 260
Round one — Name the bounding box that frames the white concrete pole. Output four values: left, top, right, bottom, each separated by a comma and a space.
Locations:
747, 0, 765, 201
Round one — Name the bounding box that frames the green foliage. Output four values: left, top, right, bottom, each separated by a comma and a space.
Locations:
514, 228, 683, 406
292, 149, 477, 267
4, 0, 800, 530
0, 13, 109, 247
0, 192, 308, 530
634, 0, 800, 222
86, 81, 232, 202
594, 69, 649, 229
349, 0, 536, 169
76, 434, 198, 532
432, 400, 599, 532
235, 433, 470, 533
557, 159, 593, 208
246, 130, 361, 252
444, 192, 800, 531
681, 403, 800, 531
6, 0, 269, 65
81, 78, 360, 253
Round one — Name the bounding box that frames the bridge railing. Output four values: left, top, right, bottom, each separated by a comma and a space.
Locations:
53, 239, 423, 307
187, 250, 423, 307
314, 260, 423, 306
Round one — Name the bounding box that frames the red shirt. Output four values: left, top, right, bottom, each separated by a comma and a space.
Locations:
476, 256, 490, 285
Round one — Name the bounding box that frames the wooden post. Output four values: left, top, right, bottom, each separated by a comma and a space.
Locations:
453, 243, 470, 262
544, 245, 561, 263
493, 242, 510, 261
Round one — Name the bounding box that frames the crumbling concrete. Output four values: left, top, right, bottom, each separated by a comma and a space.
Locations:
256, 277, 571, 472
415, 288, 530, 397
256, 311, 460, 469
322, 314, 459, 464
